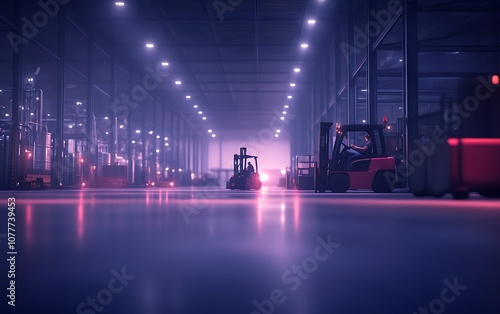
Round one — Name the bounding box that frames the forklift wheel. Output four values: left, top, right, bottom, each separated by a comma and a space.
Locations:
255, 181, 262, 190
452, 190, 469, 200
479, 190, 500, 198
330, 174, 349, 193
372, 171, 395, 193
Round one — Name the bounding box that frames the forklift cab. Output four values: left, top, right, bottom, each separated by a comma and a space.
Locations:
332, 124, 388, 171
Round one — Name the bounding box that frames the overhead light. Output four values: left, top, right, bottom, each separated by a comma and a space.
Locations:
161, 62, 169, 66
287, 95, 293, 99
164, 137, 168, 140
282, 111, 287, 115
202, 117, 207, 120
146, 43, 154, 48
198, 111, 203, 114
156, 135, 160, 139
294, 68, 301, 73
5, 114, 9, 117
275, 134, 279, 138
307, 19, 316, 25
148, 130, 153, 135
211, 134, 216, 138
193, 105, 198, 108
186, 95, 191, 99
104, 116, 109, 120
290, 83, 296, 87
115, 2, 125, 6
47, 113, 50, 117
361, 89, 367, 92
76, 101, 82, 106
399, 59, 403, 62
68, 125, 73, 129
132, 140, 136, 144
208, 129, 212, 133
135, 129, 141, 134
301, 43, 309, 48
362, 120, 366, 123
105, 132, 109, 135
119, 125, 124, 129
156, 149, 160, 153
165, 143, 169, 146
280, 117, 285, 120
276, 129, 281, 133
175, 80, 182, 85
284, 105, 289, 109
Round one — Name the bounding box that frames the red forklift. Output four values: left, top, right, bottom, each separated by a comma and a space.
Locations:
316, 122, 397, 193
226, 147, 263, 190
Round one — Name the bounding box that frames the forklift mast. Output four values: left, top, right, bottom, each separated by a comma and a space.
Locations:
318, 122, 333, 192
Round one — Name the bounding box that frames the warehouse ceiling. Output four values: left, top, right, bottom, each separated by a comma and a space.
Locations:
76, 0, 337, 137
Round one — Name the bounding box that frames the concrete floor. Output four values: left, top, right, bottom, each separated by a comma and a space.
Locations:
1, 187, 499, 314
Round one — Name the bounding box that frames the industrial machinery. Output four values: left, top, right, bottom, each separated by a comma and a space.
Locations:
286, 155, 317, 190
15, 75, 52, 189
316, 122, 396, 193
409, 73, 500, 199
226, 147, 262, 190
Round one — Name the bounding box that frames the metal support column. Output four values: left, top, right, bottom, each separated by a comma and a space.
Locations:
110, 52, 117, 164
54, 7, 66, 187
347, 0, 356, 125
404, 0, 419, 182
9, 1, 23, 189
367, 0, 378, 124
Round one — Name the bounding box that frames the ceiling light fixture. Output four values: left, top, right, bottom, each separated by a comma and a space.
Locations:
146, 43, 154, 48
290, 83, 296, 87
307, 19, 316, 24
301, 43, 309, 48
175, 80, 182, 85
115, 2, 125, 6
161, 62, 169, 66
294, 68, 301, 73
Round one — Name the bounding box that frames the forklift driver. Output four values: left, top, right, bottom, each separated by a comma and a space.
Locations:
347, 133, 373, 167
246, 162, 255, 176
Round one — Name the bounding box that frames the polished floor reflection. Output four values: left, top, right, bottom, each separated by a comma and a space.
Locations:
1, 187, 500, 314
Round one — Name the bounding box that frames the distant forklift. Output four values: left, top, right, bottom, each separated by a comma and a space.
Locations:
226, 147, 262, 190
317, 122, 397, 193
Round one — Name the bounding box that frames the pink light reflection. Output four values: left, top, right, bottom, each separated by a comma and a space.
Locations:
26, 205, 32, 245
280, 203, 286, 225
77, 192, 84, 241
294, 195, 301, 233
257, 199, 263, 234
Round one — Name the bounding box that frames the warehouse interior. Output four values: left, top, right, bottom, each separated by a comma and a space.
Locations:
0, 0, 499, 313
